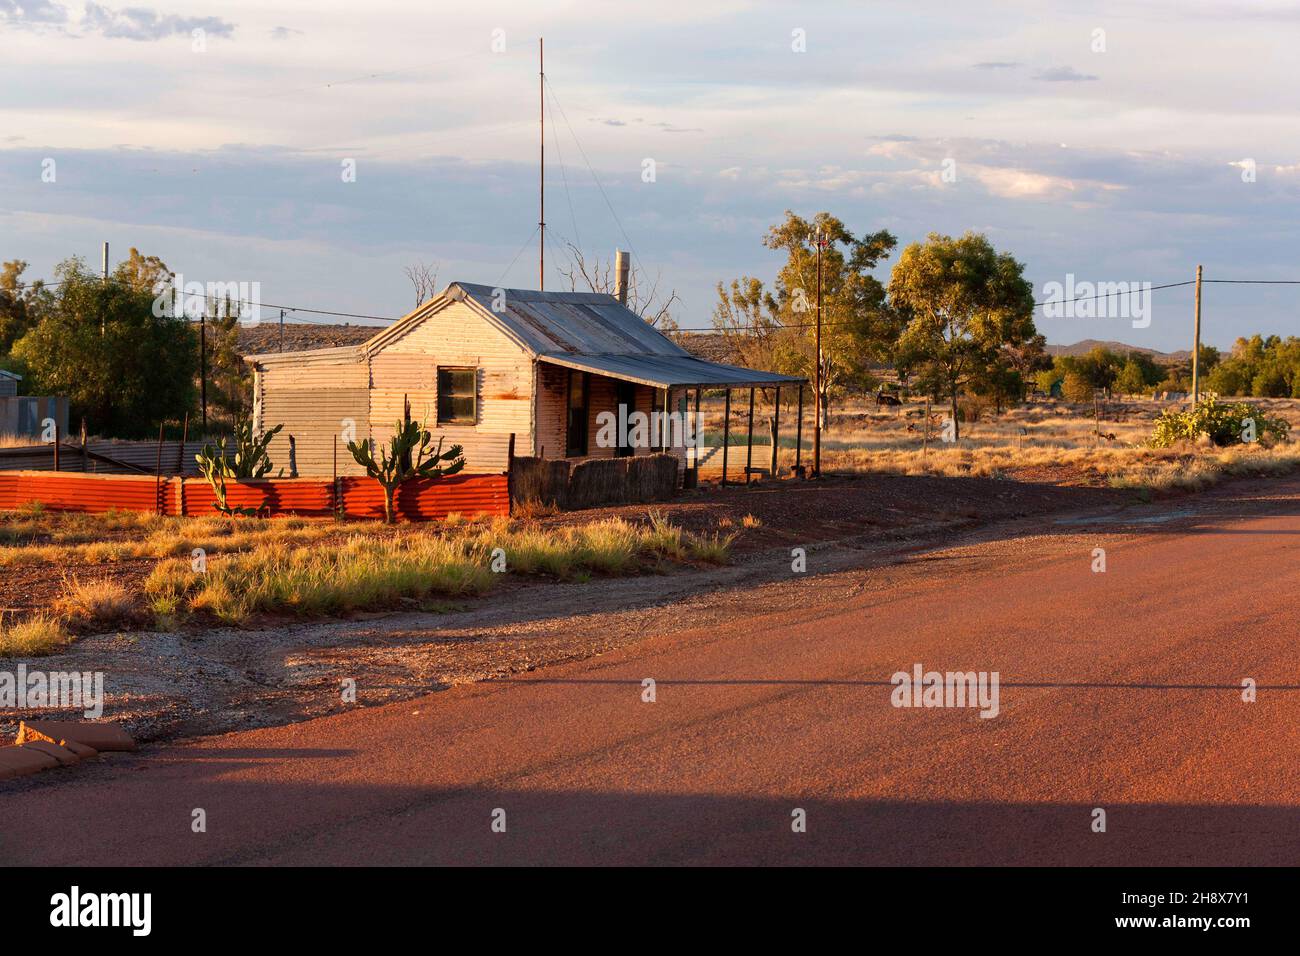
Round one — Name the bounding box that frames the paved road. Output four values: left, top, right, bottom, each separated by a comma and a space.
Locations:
4, 478, 1300, 865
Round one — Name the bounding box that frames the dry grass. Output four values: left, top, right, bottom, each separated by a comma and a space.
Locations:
143, 514, 733, 625
52, 577, 135, 630
0, 615, 70, 657
702, 396, 1300, 492
0, 511, 374, 567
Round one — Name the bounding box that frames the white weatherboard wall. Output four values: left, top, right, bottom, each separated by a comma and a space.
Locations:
368, 300, 532, 473
251, 300, 531, 476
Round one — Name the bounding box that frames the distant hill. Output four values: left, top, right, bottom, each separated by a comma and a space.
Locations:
1045, 339, 1190, 363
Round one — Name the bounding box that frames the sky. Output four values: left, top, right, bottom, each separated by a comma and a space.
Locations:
2, 0, 1300, 351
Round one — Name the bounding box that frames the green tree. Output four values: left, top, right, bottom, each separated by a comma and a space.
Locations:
889, 232, 1037, 439
1062, 370, 1094, 403
713, 210, 897, 429
0, 260, 51, 355
12, 255, 197, 437
1114, 359, 1148, 398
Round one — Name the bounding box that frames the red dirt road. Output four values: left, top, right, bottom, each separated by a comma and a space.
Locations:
4, 478, 1300, 866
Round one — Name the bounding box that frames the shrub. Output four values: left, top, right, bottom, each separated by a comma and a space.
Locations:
0, 615, 70, 657
53, 577, 135, 630
1148, 395, 1290, 448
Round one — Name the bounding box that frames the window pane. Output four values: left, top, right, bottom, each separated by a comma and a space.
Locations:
437, 368, 476, 423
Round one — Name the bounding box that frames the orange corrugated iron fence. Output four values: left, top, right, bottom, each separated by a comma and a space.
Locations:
0, 471, 510, 520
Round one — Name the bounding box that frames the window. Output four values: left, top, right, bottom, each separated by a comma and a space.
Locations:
565, 370, 588, 457
437, 367, 477, 424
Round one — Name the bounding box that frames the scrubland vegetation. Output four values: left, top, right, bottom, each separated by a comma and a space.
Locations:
0, 507, 732, 648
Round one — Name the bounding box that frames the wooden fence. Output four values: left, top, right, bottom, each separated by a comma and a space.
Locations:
508, 454, 681, 509
0, 471, 510, 521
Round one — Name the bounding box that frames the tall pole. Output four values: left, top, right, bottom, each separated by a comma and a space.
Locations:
100, 241, 108, 337
539, 37, 545, 291
1191, 264, 1203, 404
279, 308, 285, 352
200, 301, 209, 434
813, 228, 823, 477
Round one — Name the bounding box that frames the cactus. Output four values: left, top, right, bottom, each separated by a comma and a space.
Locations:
347, 417, 465, 523
196, 418, 283, 517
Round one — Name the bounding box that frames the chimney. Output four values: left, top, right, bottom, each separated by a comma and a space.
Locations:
614, 249, 630, 306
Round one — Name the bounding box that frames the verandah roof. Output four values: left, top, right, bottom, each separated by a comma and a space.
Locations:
537, 352, 805, 390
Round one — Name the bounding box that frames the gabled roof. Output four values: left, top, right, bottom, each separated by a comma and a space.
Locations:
451, 283, 687, 357
0, 369, 20, 380
359, 282, 691, 360
248, 282, 804, 388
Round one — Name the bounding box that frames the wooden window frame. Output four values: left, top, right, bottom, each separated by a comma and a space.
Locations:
436, 366, 478, 425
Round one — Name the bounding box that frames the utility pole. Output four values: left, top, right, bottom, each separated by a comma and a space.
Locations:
539, 37, 545, 291
1191, 264, 1203, 404
200, 300, 209, 434
813, 228, 824, 477
279, 308, 285, 352
100, 241, 108, 336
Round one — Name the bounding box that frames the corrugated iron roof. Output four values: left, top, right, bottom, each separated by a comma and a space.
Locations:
453, 283, 689, 357
250, 282, 805, 389
537, 353, 803, 389
452, 283, 803, 388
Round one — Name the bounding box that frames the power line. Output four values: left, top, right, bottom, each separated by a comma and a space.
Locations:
11, 276, 401, 324
496, 224, 542, 286
543, 76, 650, 298
545, 82, 582, 255
672, 278, 1202, 333
13, 271, 1300, 335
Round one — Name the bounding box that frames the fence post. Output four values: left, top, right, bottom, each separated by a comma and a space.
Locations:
154, 423, 165, 515
177, 412, 189, 475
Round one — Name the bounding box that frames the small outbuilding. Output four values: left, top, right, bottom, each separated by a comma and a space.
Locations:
245, 283, 803, 479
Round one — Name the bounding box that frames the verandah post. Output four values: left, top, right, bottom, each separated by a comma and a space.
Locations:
745, 387, 755, 484
770, 386, 781, 477
693, 387, 702, 474
795, 384, 804, 476
721, 389, 731, 487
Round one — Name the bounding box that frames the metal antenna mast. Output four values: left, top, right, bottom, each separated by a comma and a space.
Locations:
539, 37, 545, 290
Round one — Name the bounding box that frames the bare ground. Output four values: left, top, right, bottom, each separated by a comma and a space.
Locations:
1, 471, 1153, 744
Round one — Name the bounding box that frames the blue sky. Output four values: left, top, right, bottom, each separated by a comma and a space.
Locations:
3, 0, 1300, 350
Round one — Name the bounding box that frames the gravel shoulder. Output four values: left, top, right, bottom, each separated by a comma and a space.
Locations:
4, 470, 1284, 746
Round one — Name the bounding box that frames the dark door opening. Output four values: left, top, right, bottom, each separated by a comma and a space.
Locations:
615, 381, 636, 457
565, 370, 589, 458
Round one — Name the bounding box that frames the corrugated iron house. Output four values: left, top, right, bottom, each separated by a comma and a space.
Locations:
245, 282, 801, 478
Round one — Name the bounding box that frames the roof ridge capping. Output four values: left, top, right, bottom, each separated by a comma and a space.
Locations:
450, 281, 621, 305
